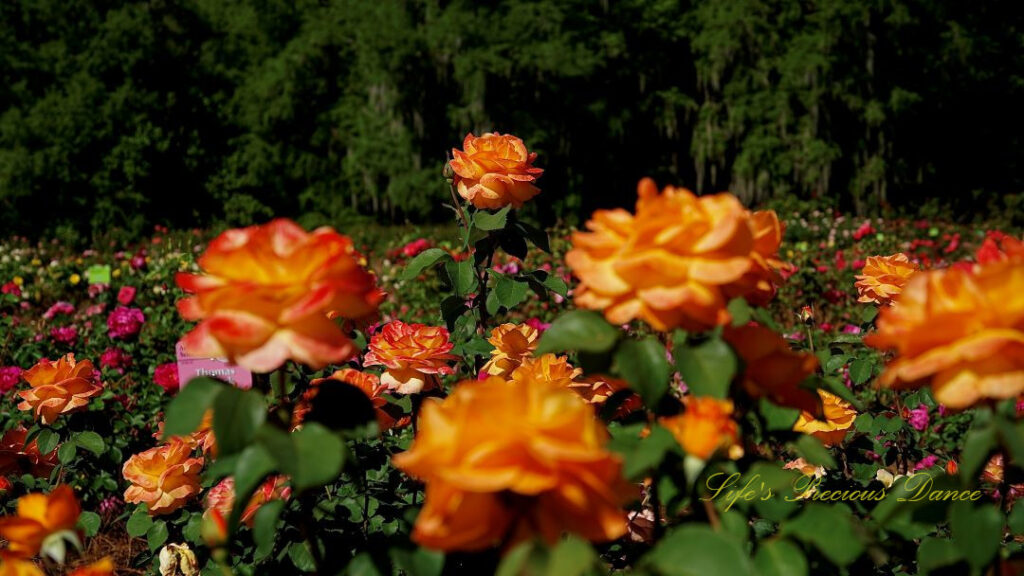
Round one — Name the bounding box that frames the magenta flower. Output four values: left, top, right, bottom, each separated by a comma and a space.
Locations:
43, 301, 75, 320
913, 454, 940, 471
153, 362, 180, 393
0, 366, 22, 394
117, 285, 137, 305
107, 306, 145, 339
908, 404, 930, 432
100, 347, 133, 374
524, 317, 551, 332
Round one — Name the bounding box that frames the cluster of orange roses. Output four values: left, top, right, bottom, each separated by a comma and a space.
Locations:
856, 236, 1024, 409
0, 486, 111, 576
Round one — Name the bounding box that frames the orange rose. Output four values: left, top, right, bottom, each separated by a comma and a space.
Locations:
567, 374, 643, 418
363, 321, 458, 394
449, 133, 543, 209
854, 253, 919, 306
566, 178, 784, 331
205, 476, 291, 527
0, 553, 43, 576
724, 210, 788, 305
123, 438, 204, 516
660, 397, 742, 461
68, 558, 115, 576
155, 411, 216, 456
481, 323, 540, 377
0, 427, 58, 478
306, 368, 410, 432
392, 376, 630, 551
16, 354, 101, 425
725, 324, 822, 414
865, 261, 1024, 409
508, 353, 581, 389
176, 219, 384, 373
792, 390, 857, 447
0, 485, 80, 558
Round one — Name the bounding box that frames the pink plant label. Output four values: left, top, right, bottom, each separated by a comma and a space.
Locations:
175, 342, 252, 390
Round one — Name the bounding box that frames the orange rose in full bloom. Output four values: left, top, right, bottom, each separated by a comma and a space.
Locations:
854, 253, 920, 306
392, 376, 630, 551
17, 354, 102, 425
481, 323, 540, 377
865, 261, 1024, 409
792, 390, 857, 447
725, 324, 822, 414
363, 321, 458, 394
508, 353, 581, 389
660, 397, 742, 461
449, 133, 543, 209
176, 219, 384, 373
205, 476, 291, 527
0, 485, 80, 558
123, 438, 204, 516
305, 368, 410, 432
68, 558, 115, 576
566, 178, 786, 331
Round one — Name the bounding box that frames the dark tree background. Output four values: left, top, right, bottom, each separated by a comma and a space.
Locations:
2, 0, 1022, 238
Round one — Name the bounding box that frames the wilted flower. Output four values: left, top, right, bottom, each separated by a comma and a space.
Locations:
393, 375, 630, 551
176, 219, 384, 373
17, 354, 102, 425
363, 321, 458, 394
123, 438, 204, 516
660, 396, 742, 461
449, 132, 543, 209
158, 543, 198, 576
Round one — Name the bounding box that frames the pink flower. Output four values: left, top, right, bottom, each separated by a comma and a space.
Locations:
401, 238, 432, 258
908, 404, 930, 431
853, 221, 874, 241
85, 303, 107, 317
130, 255, 146, 269
43, 301, 75, 320
154, 363, 180, 393
819, 322, 833, 332
913, 454, 939, 471
0, 366, 22, 394
100, 348, 133, 374
88, 283, 109, 298
107, 306, 145, 339
841, 324, 862, 335
524, 318, 551, 332
117, 285, 137, 305
50, 325, 78, 345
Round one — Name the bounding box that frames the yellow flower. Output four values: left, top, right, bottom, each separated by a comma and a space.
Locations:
12, 277, 23, 286
30, 259, 40, 267
69, 273, 81, 286
112, 269, 121, 278
792, 390, 857, 447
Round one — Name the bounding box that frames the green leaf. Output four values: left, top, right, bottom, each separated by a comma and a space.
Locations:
162, 377, 223, 439
849, 359, 872, 385
727, 298, 752, 326
213, 386, 266, 456
674, 337, 737, 399
36, 429, 59, 455
610, 424, 677, 480
288, 541, 317, 573
513, 220, 550, 252
78, 511, 101, 537
495, 276, 530, 309
290, 423, 346, 491
229, 444, 277, 530
959, 423, 997, 486
400, 248, 449, 281
253, 500, 285, 561
73, 431, 105, 455
996, 417, 1024, 466
548, 536, 599, 576
950, 501, 1002, 570
614, 337, 670, 408
1009, 501, 1024, 535
147, 520, 169, 551
183, 512, 202, 545
917, 538, 964, 575
754, 539, 808, 576
474, 205, 511, 231
642, 524, 756, 575
759, 398, 800, 431
57, 442, 77, 465
495, 542, 534, 576
781, 504, 864, 567
790, 435, 836, 468
861, 306, 879, 323
389, 547, 445, 576
536, 310, 620, 355
126, 506, 153, 537
445, 259, 477, 297
541, 274, 568, 297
